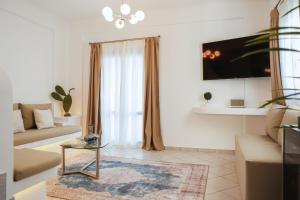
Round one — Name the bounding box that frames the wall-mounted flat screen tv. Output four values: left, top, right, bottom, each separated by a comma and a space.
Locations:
202, 35, 271, 80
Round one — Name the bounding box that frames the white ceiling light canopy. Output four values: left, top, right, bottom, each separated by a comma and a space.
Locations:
101, 1, 145, 29
115, 19, 125, 29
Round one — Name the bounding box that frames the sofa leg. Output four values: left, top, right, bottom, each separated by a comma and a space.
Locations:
14, 182, 46, 200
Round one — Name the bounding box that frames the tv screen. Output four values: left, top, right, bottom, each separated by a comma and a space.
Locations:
202, 35, 271, 80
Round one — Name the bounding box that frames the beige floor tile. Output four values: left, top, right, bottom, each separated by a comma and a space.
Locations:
222, 186, 242, 200
44, 146, 241, 200
205, 192, 236, 200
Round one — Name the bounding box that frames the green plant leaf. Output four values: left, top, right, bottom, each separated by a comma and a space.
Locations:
63, 95, 72, 113
51, 92, 63, 101
68, 88, 75, 94
259, 93, 300, 108
282, 5, 300, 18
246, 32, 300, 44
245, 37, 300, 47
55, 85, 67, 96
276, 88, 300, 91
284, 76, 300, 79
234, 48, 300, 61
259, 26, 300, 34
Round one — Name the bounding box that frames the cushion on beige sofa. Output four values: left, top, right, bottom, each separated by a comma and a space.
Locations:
20, 103, 52, 129
33, 109, 55, 130
14, 125, 82, 146
14, 148, 61, 181
236, 134, 282, 200
278, 108, 300, 146
13, 103, 20, 111
13, 110, 25, 133
265, 104, 286, 142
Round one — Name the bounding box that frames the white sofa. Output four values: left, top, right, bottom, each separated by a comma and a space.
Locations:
236, 104, 299, 200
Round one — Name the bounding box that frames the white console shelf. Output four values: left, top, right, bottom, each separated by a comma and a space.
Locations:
193, 105, 268, 116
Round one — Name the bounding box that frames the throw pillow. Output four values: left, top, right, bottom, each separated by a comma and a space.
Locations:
265, 104, 286, 142
20, 103, 52, 129
13, 110, 25, 133
33, 109, 55, 130
278, 107, 300, 146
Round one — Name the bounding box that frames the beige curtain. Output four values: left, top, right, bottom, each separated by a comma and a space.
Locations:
270, 8, 286, 105
142, 37, 165, 151
86, 43, 102, 135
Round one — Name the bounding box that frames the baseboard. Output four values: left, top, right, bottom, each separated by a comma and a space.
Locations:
165, 146, 235, 154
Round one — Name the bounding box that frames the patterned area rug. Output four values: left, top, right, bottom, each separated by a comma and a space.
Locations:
47, 153, 209, 200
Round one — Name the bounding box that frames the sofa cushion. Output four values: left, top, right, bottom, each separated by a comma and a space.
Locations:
236, 134, 282, 163
236, 134, 282, 200
14, 148, 61, 181
266, 104, 286, 142
34, 109, 55, 130
14, 125, 82, 146
278, 108, 300, 146
13, 110, 25, 134
20, 103, 52, 129
13, 103, 20, 111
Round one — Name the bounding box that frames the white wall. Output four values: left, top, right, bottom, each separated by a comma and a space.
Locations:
0, 0, 70, 115
0, 67, 13, 200
68, 0, 273, 150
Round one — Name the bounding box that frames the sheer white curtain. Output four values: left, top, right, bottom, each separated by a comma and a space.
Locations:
279, 0, 300, 105
101, 40, 145, 146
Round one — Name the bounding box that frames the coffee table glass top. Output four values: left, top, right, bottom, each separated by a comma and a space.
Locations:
61, 134, 107, 150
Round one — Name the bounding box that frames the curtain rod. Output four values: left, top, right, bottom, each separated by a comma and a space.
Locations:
89, 35, 160, 45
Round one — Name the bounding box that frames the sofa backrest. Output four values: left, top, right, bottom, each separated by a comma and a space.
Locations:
266, 104, 286, 143
278, 107, 300, 146
19, 104, 53, 130
13, 103, 19, 111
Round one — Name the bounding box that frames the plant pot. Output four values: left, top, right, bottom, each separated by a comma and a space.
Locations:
64, 113, 71, 117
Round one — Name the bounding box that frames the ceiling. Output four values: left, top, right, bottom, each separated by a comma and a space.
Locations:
26, 0, 205, 20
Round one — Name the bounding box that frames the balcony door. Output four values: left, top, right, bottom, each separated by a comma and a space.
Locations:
101, 40, 145, 146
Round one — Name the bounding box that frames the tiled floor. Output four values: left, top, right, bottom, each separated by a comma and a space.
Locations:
43, 145, 241, 200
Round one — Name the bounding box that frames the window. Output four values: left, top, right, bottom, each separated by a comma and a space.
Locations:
101, 40, 145, 146
279, 0, 300, 105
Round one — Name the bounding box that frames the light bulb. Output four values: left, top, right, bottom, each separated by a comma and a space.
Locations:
105, 15, 114, 22
120, 3, 131, 15
115, 19, 125, 29
135, 10, 145, 21
102, 6, 113, 18
129, 15, 138, 24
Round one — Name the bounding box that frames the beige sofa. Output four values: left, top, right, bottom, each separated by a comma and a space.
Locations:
236, 105, 299, 200
13, 103, 81, 147
13, 103, 81, 183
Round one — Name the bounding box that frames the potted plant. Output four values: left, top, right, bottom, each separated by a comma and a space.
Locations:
51, 85, 75, 117
204, 92, 212, 103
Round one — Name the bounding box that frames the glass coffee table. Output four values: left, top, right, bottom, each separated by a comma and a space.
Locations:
60, 135, 107, 179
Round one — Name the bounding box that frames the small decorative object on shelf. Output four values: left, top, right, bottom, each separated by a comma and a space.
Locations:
84, 134, 98, 145
204, 92, 212, 103
84, 124, 98, 144
51, 85, 75, 117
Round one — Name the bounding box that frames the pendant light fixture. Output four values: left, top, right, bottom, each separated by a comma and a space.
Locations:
102, 1, 145, 29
